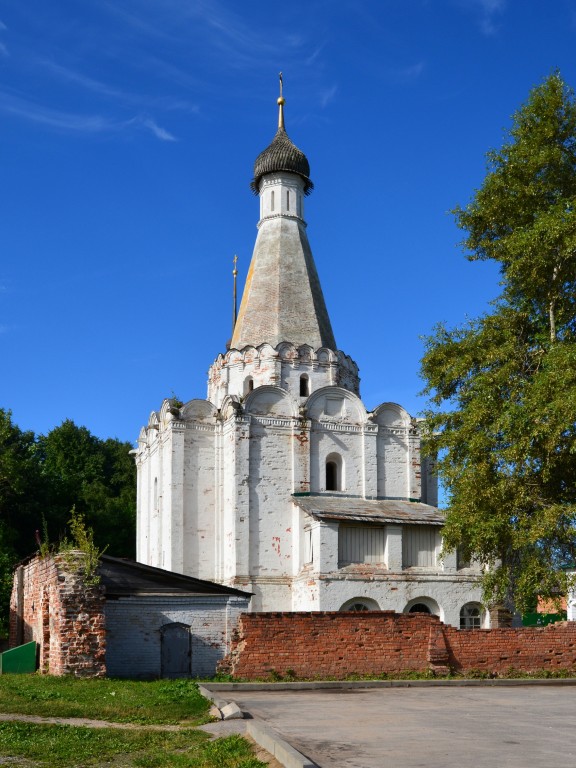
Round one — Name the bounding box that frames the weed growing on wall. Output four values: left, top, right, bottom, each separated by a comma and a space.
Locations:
59, 507, 107, 586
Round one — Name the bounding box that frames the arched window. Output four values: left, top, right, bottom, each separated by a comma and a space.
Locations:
244, 377, 254, 396
460, 603, 483, 630
409, 603, 431, 615
340, 598, 380, 612
299, 374, 309, 397
326, 462, 338, 491
404, 597, 441, 617
325, 452, 343, 491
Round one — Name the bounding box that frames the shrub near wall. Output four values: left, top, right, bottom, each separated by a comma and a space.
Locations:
219, 612, 576, 679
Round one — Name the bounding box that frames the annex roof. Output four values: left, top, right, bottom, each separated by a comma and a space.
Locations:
98, 555, 253, 598
292, 495, 445, 526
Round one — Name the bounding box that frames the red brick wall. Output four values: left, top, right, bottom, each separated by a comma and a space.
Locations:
9, 552, 106, 677
219, 612, 576, 679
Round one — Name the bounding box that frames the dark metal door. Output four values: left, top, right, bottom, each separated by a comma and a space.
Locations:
161, 623, 191, 678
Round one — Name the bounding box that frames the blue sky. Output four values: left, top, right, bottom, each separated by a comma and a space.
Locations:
2, 0, 576, 444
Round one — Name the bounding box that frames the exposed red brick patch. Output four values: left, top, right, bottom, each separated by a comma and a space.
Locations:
9, 552, 106, 677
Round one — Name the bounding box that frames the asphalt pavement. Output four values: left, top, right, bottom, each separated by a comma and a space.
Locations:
230, 684, 576, 768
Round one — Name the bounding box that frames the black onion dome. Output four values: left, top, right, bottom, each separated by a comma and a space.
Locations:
251, 128, 314, 196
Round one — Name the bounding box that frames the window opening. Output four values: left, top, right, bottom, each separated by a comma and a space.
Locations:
409, 603, 431, 614
325, 452, 343, 492
300, 375, 309, 397
460, 604, 482, 629
340, 598, 380, 612
271, 190, 275, 211
326, 461, 337, 491
339, 525, 385, 566
286, 190, 290, 211
245, 377, 254, 395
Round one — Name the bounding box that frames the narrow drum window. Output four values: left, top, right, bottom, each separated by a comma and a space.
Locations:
271, 190, 275, 211
286, 189, 290, 211
326, 461, 337, 491
325, 452, 343, 491
300, 375, 309, 397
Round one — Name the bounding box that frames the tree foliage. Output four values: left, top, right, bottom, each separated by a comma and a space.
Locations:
0, 409, 136, 635
421, 73, 576, 614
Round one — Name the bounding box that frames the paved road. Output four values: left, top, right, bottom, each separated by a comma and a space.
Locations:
233, 685, 576, 768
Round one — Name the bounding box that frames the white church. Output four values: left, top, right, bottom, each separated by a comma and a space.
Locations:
135, 86, 486, 629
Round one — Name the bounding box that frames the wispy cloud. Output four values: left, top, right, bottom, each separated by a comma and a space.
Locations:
459, 0, 506, 36
320, 85, 338, 108
306, 45, 326, 67
39, 59, 127, 100
0, 18, 7, 56
140, 117, 177, 141
399, 61, 426, 80
0, 91, 176, 141
385, 61, 426, 85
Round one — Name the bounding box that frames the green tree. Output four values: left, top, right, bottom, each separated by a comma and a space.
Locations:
36, 420, 136, 558
0, 409, 46, 554
421, 73, 576, 614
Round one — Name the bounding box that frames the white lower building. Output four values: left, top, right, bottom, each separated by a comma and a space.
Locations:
135, 87, 485, 628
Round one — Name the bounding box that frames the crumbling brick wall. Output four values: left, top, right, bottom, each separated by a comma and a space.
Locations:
9, 552, 106, 677
218, 611, 576, 679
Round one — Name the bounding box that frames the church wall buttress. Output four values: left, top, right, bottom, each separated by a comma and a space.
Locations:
248, 419, 293, 582
182, 424, 216, 580
163, 422, 186, 573
362, 423, 378, 498
220, 416, 250, 584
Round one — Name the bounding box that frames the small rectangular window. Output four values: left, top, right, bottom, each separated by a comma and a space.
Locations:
339, 525, 385, 566
402, 525, 441, 568
271, 190, 275, 211
286, 190, 290, 211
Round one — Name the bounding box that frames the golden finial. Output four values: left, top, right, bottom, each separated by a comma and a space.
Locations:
277, 72, 285, 130
232, 255, 238, 334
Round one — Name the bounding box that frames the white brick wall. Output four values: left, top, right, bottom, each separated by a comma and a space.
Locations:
135, 382, 483, 625
104, 595, 248, 678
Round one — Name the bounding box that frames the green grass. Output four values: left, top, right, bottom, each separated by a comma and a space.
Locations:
0, 676, 267, 767
0, 676, 210, 725
0, 723, 266, 767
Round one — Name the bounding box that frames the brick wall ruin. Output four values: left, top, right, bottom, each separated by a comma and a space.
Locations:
9, 552, 106, 677
218, 611, 576, 679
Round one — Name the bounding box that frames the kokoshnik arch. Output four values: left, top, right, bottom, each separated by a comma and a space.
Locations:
135, 79, 485, 628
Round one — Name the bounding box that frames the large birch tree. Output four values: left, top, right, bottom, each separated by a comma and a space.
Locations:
421, 73, 576, 613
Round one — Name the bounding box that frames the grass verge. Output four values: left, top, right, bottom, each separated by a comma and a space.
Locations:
0, 677, 210, 725
0, 723, 266, 767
